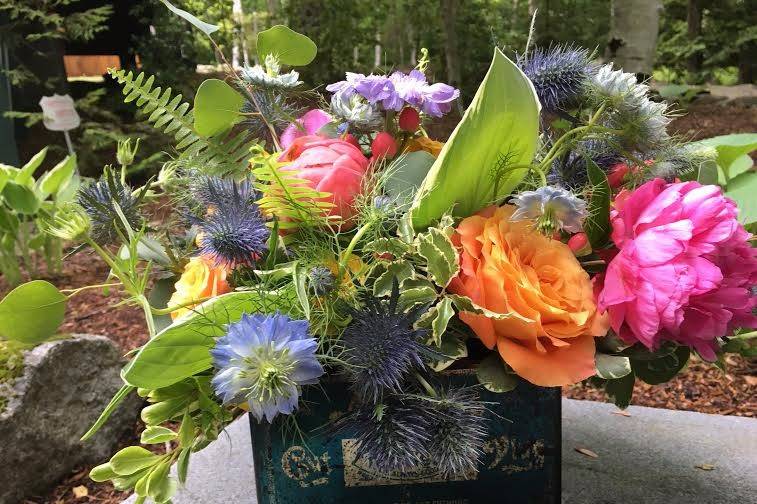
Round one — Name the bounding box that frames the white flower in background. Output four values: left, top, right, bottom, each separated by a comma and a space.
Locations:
511, 186, 588, 234
241, 55, 302, 89
330, 92, 383, 130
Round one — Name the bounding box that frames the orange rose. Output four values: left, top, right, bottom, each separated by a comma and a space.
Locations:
449, 205, 608, 386
168, 256, 231, 320
404, 136, 444, 158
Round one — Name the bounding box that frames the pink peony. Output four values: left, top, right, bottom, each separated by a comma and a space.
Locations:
279, 109, 332, 149
278, 135, 369, 221
598, 178, 757, 359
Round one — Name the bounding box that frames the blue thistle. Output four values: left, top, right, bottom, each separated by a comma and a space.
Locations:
548, 139, 623, 189
341, 281, 429, 403
308, 266, 336, 296
518, 45, 595, 113
192, 178, 269, 267
210, 312, 324, 422
191, 175, 256, 208
349, 394, 434, 473
77, 168, 144, 244
241, 89, 302, 144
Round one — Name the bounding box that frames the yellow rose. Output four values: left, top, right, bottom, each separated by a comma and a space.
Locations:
168, 256, 231, 320
404, 136, 444, 158
449, 205, 609, 386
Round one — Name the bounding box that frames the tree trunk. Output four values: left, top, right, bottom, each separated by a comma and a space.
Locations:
374, 31, 382, 68
231, 0, 244, 68
267, 0, 280, 25
738, 43, 755, 84
440, 0, 461, 88
606, 0, 662, 77
686, 0, 702, 74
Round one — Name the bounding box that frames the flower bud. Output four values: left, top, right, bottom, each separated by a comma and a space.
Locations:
568, 232, 592, 257
371, 132, 398, 159
116, 138, 140, 168
398, 107, 421, 132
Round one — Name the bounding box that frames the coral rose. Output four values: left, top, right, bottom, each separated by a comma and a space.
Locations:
449, 205, 608, 387
598, 179, 757, 359
169, 256, 231, 320
404, 136, 444, 158
278, 135, 370, 221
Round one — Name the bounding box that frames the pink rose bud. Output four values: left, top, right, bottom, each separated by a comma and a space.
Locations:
398, 107, 421, 132
568, 232, 592, 256
607, 162, 630, 189
371, 132, 398, 159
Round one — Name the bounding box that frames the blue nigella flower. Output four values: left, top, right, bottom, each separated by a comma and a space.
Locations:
192, 177, 270, 267
510, 185, 588, 234
518, 45, 595, 113
210, 312, 324, 422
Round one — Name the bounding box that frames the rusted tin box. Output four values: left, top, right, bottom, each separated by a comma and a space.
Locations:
250, 372, 561, 504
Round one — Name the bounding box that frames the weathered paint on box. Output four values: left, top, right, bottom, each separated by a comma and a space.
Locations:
250, 372, 561, 504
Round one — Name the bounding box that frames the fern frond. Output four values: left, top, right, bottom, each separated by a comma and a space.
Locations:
251, 149, 338, 229
109, 69, 258, 176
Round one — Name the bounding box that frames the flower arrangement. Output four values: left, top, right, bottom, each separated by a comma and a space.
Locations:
3, 5, 755, 503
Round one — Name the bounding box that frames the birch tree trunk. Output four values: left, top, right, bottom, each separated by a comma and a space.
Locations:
231, 0, 246, 68
606, 0, 662, 76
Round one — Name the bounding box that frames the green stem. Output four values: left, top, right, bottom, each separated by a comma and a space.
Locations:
63, 282, 123, 296
536, 102, 608, 175
137, 295, 157, 338
338, 219, 375, 276
414, 372, 437, 398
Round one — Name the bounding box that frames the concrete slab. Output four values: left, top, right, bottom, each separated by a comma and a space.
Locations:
124, 399, 757, 503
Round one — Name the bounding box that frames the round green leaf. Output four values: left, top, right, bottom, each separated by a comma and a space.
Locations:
2, 181, 40, 214
476, 353, 518, 393
110, 446, 161, 476
193, 79, 245, 137
140, 425, 178, 444
89, 463, 118, 482
0, 280, 67, 344
256, 25, 317, 66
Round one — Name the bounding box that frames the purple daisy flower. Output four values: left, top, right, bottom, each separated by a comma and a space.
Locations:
325, 72, 366, 97
389, 69, 427, 108
211, 312, 324, 422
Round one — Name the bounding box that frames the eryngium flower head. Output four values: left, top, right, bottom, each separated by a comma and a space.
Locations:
425, 387, 488, 477
330, 93, 383, 131
77, 170, 144, 244
511, 185, 588, 234
210, 312, 324, 422
518, 45, 595, 112
341, 282, 429, 403
349, 395, 433, 472
190, 175, 256, 208
193, 179, 269, 267
548, 139, 623, 188
241, 90, 303, 143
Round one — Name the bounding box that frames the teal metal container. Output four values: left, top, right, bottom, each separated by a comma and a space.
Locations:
250, 371, 561, 504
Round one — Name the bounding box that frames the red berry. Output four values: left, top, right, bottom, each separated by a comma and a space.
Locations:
568, 232, 592, 256
398, 107, 421, 131
371, 132, 398, 159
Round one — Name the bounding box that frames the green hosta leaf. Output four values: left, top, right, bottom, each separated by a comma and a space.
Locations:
16, 147, 48, 186
476, 353, 518, 393
695, 133, 757, 179
159, 0, 219, 36
2, 181, 40, 214
725, 171, 757, 225
605, 372, 635, 409
140, 426, 178, 444
110, 446, 162, 476
631, 346, 690, 385
696, 159, 719, 186
384, 151, 436, 204
584, 160, 611, 249
410, 48, 539, 229
193, 79, 245, 137
256, 25, 317, 66
0, 280, 66, 344
595, 353, 632, 380
122, 290, 295, 389
37, 155, 76, 198
726, 154, 753, 181
416, 225, 459, 288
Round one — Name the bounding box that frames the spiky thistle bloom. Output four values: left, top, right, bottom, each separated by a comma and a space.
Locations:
308, 266, 336, 296
519, 45, 595, 113
210, 312, 324, 422
190, 175, 256, 208
349, 394, 433, 472
192, 178, 269, 267
425, 387, 489, 477
241, 89, 303, 144
330, 93, 383, 132
511, 186, 588, 234
592, 64, 672, 152
77, 169, 144, 244
548, 139, 623, 188
341, 282, 429, 403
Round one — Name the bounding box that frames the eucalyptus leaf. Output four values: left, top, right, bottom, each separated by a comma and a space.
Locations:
476, 353, 518, 393
159, 0, 219, 36
0, 280, 66, 344
410, 48, 539, 229
193, 79, 245, 137
256, 25, 317, 66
